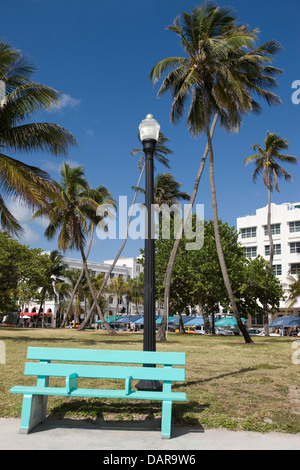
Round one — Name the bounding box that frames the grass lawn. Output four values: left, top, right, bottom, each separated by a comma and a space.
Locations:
1, 327, 300, 433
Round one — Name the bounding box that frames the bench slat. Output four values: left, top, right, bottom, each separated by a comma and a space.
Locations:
26, 347, 186, 366
10, 385, 187, 402
24, 362, 185, 382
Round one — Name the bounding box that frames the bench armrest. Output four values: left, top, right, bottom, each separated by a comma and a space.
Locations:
66, 373, 78, 395
125, 376, 132, 396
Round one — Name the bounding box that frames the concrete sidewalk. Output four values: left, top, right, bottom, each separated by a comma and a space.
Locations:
0, 418, 299, 450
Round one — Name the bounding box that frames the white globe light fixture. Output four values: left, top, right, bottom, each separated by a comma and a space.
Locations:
138, 114, 160, 143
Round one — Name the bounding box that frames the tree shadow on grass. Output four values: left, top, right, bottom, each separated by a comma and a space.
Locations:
180, 367, 258, 388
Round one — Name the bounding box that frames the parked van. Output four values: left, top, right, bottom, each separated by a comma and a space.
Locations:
175, 325, 205, 334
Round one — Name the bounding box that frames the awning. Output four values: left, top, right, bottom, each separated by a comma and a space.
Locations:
133, 316, 163, 325
168, 316, 197, 325
269, 316, 300, 328
114, 315, 143, 324
184, 317, 205, 326
215, 316, 247, 327
95, 315, 123, 324
20, 312, 38, 317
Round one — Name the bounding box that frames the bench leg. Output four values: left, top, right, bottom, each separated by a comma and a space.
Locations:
20, 394, 48, 434
161, 401, 172, 439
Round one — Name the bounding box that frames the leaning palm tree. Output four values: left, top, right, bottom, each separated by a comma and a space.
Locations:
245, 132, 297, 268
0, 42, 78, 235
150, 3, 282, 343
32, 163, 116, 333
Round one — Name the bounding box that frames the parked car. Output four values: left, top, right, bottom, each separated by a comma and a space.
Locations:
247, 328, 263, 336
194, 325, 205, 334
215, 328, 234, 336
257, 331, 280, 337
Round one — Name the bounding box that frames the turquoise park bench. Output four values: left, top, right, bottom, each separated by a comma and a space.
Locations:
10, 347, 186, 439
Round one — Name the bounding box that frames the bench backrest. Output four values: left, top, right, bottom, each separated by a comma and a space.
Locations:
24, 347, 186, 384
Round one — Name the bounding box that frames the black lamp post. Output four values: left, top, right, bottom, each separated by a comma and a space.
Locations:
136, 114, 162, 392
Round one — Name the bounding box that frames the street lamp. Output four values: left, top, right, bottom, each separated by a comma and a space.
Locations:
136, 114, 162, 392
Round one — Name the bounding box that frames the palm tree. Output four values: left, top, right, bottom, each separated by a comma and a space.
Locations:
245, 132, 297, 268
125, 275, 144, 314
285, 272, 300, 310
79, 133, 173, 330
35, 250, 67, 327
150, 3, 282, 343
56, 269, 87, 326
0, 42, 78, 235
32, 163, 116, 333
108, 276, 129, 320
132, 171, 190, 232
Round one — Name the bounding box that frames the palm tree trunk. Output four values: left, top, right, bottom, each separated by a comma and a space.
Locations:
264, 176, 273, 336
35, 289, 45, 327
60, 227, 95, 328
78, 164, 145, 330
157, 113, 219, 342
79, 243, 116, 335
202, 98, 253, 344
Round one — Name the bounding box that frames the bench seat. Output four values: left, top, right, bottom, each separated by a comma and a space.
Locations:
10, 385, 186, 402
10, 347, 186, 438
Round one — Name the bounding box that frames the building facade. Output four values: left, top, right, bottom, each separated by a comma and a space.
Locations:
21, 256, 144, 326
237, 202, 300, 324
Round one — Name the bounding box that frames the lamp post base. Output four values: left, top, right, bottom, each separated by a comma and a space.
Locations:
135, 379, 162, 391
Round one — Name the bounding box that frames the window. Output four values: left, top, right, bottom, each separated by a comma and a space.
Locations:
290, 242, 300, 254
241, 227, 256, 238
265, 244, 281, 256
272, 265, 282, 276
264, 224, 280, 236
244, 246, 257, 258
290, 264, 300, 275
289, 221, 300, 233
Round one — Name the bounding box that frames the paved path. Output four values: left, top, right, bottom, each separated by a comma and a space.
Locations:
0, 418, 299, 450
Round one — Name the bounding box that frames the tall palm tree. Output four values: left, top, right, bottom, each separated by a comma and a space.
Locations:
78, 133, 173, 330
150, 3, 282, 343
0, 42, 78, 235
32, 163, 116, 333
245, 132, 297, 268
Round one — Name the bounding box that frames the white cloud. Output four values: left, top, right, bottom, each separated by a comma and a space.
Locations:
7, 199, 48, 244
18, 224, 40, 244
51, 93, 81, 112
40, 159, 82, 174
85, 129, 95, 138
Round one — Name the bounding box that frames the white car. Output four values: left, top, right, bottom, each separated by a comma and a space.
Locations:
215, 328, 234, 336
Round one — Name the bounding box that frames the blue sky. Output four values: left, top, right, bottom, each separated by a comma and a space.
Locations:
1, 0, 299, 262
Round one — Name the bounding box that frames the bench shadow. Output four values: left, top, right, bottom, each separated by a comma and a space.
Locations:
41, 399, 206, 438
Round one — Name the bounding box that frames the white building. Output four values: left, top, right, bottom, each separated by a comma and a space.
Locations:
22, 256, 144, 326
237, 202, 300, 323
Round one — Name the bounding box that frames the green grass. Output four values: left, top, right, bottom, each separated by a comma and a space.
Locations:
1, 327, 300, 433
